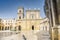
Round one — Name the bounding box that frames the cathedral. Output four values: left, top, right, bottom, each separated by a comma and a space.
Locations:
0, 7, 49, 32
0, 7, 50, 40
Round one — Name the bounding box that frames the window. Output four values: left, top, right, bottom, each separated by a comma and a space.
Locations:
31, 14, 34, 19
32, 15, 34, 19
32, 25, 34, 30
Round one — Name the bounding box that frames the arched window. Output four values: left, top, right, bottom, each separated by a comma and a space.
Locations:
18, 25, 21, 31
30, 14, 34, 19
5, 27, 8, 30
19, 16, 21, 19
20, 10, 21, 12
32, 25, 34, 30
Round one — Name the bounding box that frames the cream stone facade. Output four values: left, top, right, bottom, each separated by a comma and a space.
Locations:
0, 7, 49, 32
0, 7, 50, 40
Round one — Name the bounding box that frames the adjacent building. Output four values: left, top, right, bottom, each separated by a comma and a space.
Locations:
44, 0, 60, 40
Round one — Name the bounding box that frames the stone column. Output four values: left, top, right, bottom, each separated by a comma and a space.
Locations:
52, 27, 54, 40
53, 27, 58, 40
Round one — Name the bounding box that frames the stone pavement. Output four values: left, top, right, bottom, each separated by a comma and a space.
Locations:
36, 31, 50, 40
0, 30, 50, 40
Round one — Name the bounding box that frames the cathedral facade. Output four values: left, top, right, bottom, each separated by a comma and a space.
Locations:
0, 7, 49, 31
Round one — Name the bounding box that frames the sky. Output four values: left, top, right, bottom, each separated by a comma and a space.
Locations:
0, 0, 45, 19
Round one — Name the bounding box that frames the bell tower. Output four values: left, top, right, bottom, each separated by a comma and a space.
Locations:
17, 7, 24, 19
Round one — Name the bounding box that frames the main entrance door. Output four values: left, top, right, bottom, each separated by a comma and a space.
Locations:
18, 25, 21, 31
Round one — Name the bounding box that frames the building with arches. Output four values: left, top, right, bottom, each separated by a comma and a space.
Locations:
0, 7, 49, 32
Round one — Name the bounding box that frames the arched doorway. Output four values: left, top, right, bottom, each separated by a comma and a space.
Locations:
15, 27, 16, 31
2, 27, 4, 30
7, 27, 9, 30
32, 25, 34, 30
5, 27, 8, 30
0, 26, 1, 30
18, 25, 21, 31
